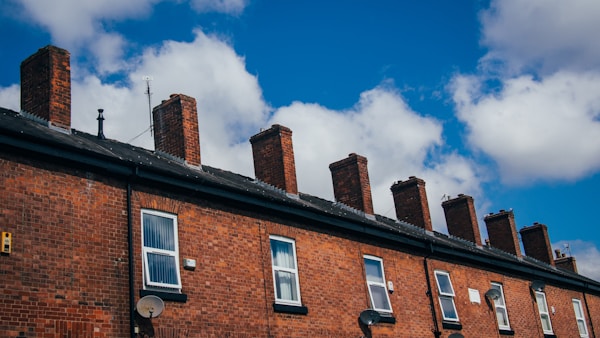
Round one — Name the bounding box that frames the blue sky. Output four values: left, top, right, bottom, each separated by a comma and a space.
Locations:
1, 0, 600, 280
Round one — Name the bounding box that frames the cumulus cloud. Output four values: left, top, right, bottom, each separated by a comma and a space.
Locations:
71, 30, 268, 176
269, 85, 483, 231
0, 84, 19, 112
451, 71, 600, 184
480, 0, 600, 75
553, 240, 600, 282
8, 0, 248, 75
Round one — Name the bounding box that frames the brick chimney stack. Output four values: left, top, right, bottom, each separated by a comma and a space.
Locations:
484, 210, 522, 257
554, 249, 578, 273
20, 45, 71, 130
520, 222, 555, 266
329, 153, 374, 214
250, 124, 298, 194
152, 94, 201, 167
390, 176, 432, 231
442, 194, 482, 246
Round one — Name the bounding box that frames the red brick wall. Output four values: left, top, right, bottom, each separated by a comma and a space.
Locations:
0, 154, 129, 337
2, 150, 599, 337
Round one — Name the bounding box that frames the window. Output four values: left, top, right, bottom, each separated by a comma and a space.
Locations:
491, 282, 511, 330
270, 236, 302, 306
141, 210, 182, 291
535, 291, 553, 334
572, 299, 589, 337
434, 271, 459, 322
363, 255, 393, 313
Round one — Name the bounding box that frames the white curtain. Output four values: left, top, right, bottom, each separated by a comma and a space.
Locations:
271, 240, 298, 301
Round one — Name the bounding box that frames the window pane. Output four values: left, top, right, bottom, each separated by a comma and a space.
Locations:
577, 319, 588, 335
143, 213, 175, 250
440, 296, 458, 320
274, 270, 298, 302
147, 252, 178, 285
364, 258, 384, 283
536, 294, 548, 312
369, 284, 391, 311
436, 273, 453, 294
541, 314, 552, 332
271, 239, 295, 269
496, 308, 509, 327
573, 300, 584, 317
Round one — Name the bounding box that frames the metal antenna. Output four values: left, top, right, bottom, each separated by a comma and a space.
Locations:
143, 76, 154, 136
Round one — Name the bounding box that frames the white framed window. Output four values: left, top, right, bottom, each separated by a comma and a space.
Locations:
572, 299, 589, 337
270, 235, 302, 306
434, 270, 459, 322
535, 291, 554, 334
491, 282, 511, 330
363, 255, 393, 313
141, 209, 182, 290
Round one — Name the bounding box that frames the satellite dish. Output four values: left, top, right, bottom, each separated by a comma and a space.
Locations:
531, 280, 546, 292
136, 295, 164, 318
485, 288, 502, 301
359, 309, 381, 326
448, 333, 464, 338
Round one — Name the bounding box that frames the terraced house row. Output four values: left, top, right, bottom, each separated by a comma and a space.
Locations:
1, 45, 599, 337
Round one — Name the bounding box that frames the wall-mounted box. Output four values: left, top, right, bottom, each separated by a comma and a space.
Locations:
183, 258, 196, 271
2, 232, 12, 254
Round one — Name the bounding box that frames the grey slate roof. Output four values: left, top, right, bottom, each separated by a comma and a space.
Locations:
1, 107, 599, 292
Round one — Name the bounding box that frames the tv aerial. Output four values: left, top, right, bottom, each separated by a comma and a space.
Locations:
143, 75, 154, 136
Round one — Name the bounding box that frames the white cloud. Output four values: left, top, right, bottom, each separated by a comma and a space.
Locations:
451, 71, 600, 184
269, 85, 483, 231
480, 0, 600, 75
10, 0, 248, 76
554, 240, 600, 282
71, 30, 268, 177
190, 0, 248, 15
0, 84, 19, 112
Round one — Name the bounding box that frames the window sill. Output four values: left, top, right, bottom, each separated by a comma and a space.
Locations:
378, 314, 396, 324
499, 329, 515, 335
273, 303, 308, 315
543, 334, 556, 338
140, 289, 188, 303
442, 321, 462, 330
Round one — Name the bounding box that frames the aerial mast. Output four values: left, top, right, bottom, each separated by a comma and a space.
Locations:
143, 75, 154, 136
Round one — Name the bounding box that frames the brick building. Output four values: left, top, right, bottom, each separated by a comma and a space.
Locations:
1, 45, 599, 337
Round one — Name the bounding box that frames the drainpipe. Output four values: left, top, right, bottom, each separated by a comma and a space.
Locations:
424, 242, 442, 338
127, 167, 138, 337
583, 292, 596, 338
